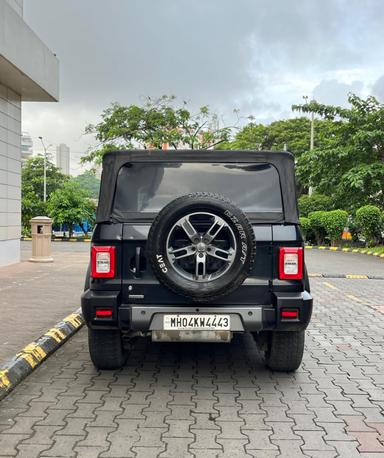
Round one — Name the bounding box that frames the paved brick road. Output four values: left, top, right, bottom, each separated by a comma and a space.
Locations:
0, 243, 88, 362
0, 277, 383, 457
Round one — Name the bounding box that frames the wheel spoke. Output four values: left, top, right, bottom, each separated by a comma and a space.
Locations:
195, 253, 207, 280
207, 246, 234, 262
179, 216, 199, 242
168, 245, 195, 261
204, 216, 226, 243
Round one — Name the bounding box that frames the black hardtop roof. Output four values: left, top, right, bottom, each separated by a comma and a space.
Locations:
102, 149, 294, 164
97, 150, 299, 224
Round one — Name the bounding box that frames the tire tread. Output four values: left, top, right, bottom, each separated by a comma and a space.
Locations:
88, 329, 126, 370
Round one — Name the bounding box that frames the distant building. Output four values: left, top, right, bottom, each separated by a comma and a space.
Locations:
0, 0, 59, 266
56, 143, 70, 175
21, 131, 33, 163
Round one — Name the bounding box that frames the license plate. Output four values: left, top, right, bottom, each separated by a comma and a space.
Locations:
163, 314, 230, 330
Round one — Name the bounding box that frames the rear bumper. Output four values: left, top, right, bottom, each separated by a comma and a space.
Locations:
81, 290, 313, 332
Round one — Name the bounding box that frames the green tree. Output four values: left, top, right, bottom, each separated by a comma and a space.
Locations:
72, 170, 100, 199
47, 181, 96, 237
221, 117, 340, 193
22, 156, 68, 232
292, 95, 384, 210
82, 95, 233, 165
222, 117, 337, 156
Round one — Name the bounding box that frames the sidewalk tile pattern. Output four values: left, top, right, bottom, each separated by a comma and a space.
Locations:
0, 278, 383, 457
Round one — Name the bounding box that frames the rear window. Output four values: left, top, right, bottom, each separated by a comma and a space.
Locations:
113, 162, 283, 214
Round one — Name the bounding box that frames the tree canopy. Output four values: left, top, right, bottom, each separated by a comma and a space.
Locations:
292, 94, 384, 210
81, 95, 233, 165
21, 156, 68, 230
72, 170, 100, 199
47, 181, 96, 236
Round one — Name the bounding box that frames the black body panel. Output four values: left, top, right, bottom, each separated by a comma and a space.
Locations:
82, 150, 312, 335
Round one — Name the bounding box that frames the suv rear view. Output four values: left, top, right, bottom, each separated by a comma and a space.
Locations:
82, 150, 313, 371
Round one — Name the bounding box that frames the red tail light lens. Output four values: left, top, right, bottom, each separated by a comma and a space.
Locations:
91, 246, 115, 278
279, 247, 303, 280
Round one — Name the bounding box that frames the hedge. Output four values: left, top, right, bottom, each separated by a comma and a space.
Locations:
323, 210, 348, 245
355, 205, 383, 246
301, 206, 383, 247
298, 193, 333, 217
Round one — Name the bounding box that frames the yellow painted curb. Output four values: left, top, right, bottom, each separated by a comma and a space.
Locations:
0, 370, 11, 389
318, 246, 326, 250
329, 247, 339, 251
0, 309, 84, 401
305, 246, 313, 249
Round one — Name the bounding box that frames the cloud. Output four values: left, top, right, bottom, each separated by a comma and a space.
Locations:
372, 75, 384, 101
22, 0, 384, 157
313, 79, 363, 106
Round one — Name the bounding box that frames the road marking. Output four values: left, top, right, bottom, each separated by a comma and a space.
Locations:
323, 281, 338, 290
346, 294, 364, 304
346, 274, 369, 279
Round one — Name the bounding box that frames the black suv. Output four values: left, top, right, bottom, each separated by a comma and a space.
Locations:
82, 150, 313, 372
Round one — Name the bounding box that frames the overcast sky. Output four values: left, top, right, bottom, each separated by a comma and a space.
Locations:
22, 0, 384, 169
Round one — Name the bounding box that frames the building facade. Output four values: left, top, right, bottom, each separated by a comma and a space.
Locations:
21, 131, 33, 163
0, 0, 59, 266
56, 143, 70, 175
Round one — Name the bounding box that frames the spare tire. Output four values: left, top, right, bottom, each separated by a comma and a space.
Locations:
147, 192, 255, 302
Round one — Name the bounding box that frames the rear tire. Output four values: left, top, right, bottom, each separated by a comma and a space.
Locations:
88, 329, 126, 370
264, 331, 305, 372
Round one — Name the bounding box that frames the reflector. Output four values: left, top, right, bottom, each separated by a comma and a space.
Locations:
281, 309, 299, 319
96, 309, 113, 318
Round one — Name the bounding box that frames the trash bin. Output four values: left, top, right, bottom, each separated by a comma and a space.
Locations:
29, 216, 54, 263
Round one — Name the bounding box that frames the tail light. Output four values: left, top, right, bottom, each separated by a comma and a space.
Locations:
91, 246, 115, 278
279, 247, 303, 280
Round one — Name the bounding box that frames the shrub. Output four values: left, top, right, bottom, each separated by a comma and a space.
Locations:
355, 205, 383, 246
298, 193, 333, 217
299, 217, 314, 242
323, 210, 348, 246
308, 211, 327, 245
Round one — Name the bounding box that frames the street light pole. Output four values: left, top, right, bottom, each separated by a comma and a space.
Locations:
38, 136, 48, 202
303, 96, 315, 195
